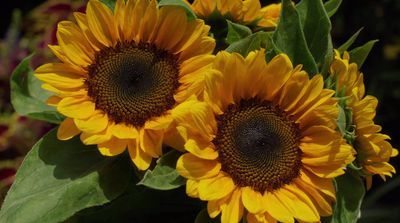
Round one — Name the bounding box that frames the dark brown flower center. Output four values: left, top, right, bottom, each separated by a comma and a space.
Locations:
86, 42, 179, 127
213, 98, 302, 193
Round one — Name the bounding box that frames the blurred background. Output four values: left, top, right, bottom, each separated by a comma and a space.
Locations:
0, 0, 399, 222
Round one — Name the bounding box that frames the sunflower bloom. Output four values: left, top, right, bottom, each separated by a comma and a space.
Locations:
258, 3, 281, 28
175, 51, 354, 223
34, 0, 215, 170
187, 0, 278, 28
330, 50, 398, 187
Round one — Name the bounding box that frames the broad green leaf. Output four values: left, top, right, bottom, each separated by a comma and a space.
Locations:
67, 186, 202, 222
273, 0, 318, 75
324, 0, 342, 17
296, 0, 332, 75
336, 104, 346, 136
100, 0, 116, 10
137, 150, 186, 190
10, 55, 64, 124
225, 32, 270, 57
331, 170, 365, 223
338, 28, 364, 53
195, 209, 221, 223
0, 128, 133, 223
322, 35, 334, 75
349, 40, 378, 68
226, 20, 252, 45
158, 0, 197, 20
265, 34, 282, 62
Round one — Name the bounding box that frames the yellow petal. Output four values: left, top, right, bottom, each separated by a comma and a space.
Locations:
176, 153, 220, 180
264, 54, 293, 100
198, 173, 235, 200
111, 124, 139, 139
98, 137, 128, 156
74, 110, 109, 134
57, 96, 95, 119
294, 180, 333, 216
139, 129, 164, 158
113, 0, 126, 41
125, 0, 147, 41
275, 185, 319, 222
299, 170, 335, 200
35, 63, 86, 88
173, 19, 207, 53
42, 84, 87, 97
163, 125, 187, 152
186, 179, 199, 198
171, 99, 215, 141
57, 21, 94, 67
86, 0, 115, 47
247, 212, 277, 223
263, 192, 294, 223
154, 7, 187, 50
185, 139, 218, 160
242, 187, 265, 214
221, 189, 244, 223
138, 0, 158, 42
80, 127, 112, 145
74, 12, 103, 51
46, 95, 62, 106
48, 45, 85, 70
144, 115, 173, 130
57, 118, 81, 140
278, 70, 308, 111
127, 139, 152, 170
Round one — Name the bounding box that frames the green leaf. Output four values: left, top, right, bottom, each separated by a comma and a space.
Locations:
349, 40, 378, 68
225, 32, 270, 57
0, 128, 133, 223
137, 150, 186, 190
296, 0, 332, 75
67, 186, 202, 222
100, 0, 116, 10
226, 20, 252, 45
336, 104, 346, 136
338, 28, 364, 54
10, 55, 64, 124
195, 209, 220, 223
273, 0, 318, 75
324, 0, 342, 17
265, 34, 282, 62
331, 170, 366, 223
158, 0, 197, 20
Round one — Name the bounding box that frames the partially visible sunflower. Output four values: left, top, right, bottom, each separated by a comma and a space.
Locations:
175, 51, 354, 223
35, 0, 215, 170
330, 50, 398, 188
258, 3, 281, 28
186, 0, 279, 28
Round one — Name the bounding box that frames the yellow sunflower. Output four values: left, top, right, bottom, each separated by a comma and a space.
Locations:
186, 0, 279, 28
330, 50, 398, 188
258, 3, 281, 28
34, 0, 215, 170
175, 50, 354, 223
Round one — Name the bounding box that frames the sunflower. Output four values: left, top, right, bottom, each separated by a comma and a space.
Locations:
34, 0, 215, 170
175, 51, 354, 223
186, 0, 279, 28
330, 50, 398, 188
258, 3, 281, 28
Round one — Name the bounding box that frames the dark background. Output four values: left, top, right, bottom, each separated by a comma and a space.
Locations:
1, 0, 399, 222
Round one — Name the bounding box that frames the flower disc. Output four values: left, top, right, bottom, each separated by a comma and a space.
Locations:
215, 98, 302, 192
87, 42, 179, 127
